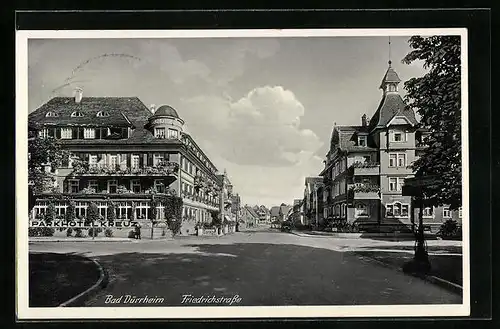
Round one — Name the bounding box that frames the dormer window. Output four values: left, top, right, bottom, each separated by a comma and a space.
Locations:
96, 111, 110, 117
358, 136, 367, 147
45, 111, 58, 117
71, 111, 84, 118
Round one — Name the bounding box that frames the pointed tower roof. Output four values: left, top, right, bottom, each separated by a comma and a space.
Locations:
379, 61, 401, 89
369, 62, 418, 131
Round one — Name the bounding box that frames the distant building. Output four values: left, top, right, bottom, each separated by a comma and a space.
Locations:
269, 206, 281, 222
242, 205, 259, 227
303, 177, 324, 227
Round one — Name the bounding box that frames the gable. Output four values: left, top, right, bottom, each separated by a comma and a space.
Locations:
387, 115, 413, 126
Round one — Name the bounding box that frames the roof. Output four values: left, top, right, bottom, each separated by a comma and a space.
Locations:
368, 93, 418, 131
305, 176, 323, 185
280, 205, 292, 216
152, 105, 181, 119
270, 206, 281, 217
370, 65, 418, 131
244, 206, 259, 219
28, 97, 152, 128
379, 63, 401, 89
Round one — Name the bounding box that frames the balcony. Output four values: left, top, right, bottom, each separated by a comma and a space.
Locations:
350, 162, 380, 176
72, 161, 180, 177
348, 183, 380, 200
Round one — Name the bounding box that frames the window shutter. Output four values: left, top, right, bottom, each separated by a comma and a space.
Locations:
139, 153, 144, 167
148, 153, 153, 166
127, 154, 131, 167
55, 128, 61, 139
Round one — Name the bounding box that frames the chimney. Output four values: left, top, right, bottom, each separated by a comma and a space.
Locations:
74, 87, 83, 103
150, 104, 156, 114
361, 114, 367, 127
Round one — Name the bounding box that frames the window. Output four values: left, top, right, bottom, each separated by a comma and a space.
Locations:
135, 202, 149, 220
154, 179, 165, 193
355, 203, 369, 217
388, 177, 405, 191
33, 201, 47, 219
88, 180, 98, 192
155, 127, 166, 138
83, 128, 95, 139
153, 153, 164, 166
94, 202, 106, 219
168, 129, 178, 139
363, 155, 371, 163
358, 136, 367, 147
443, 207, 451, 218
61, 128, 72, 139
397, 154, 406, 167
389, 154, 397, 167
389, 177, 398, 191
96, 111, 110, 117
89, 155, 98, 166
459, 207, 463, 218
55, 202, 67, 217
389, 153, 406, 167
130, 179, 141, 193
71, 111, 84, 117
423, 207, 434, 218
109, 155, 117, 168
391, 131, 406, 142
108, 180, 118, 193
69, 180, 79, 193
38, 129, 48, 139
131, 155, 140, 169
117, 201, 132, 220
75, 201, 87, 218
45, 111, 58, 117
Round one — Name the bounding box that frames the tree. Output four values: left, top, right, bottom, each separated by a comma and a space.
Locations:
107, 201, 116, 221
87, 202, 100, 225
44, 201, 56, 223
66, 200, 76, 221
28, 136, 69, 194
402, 36, 461, 209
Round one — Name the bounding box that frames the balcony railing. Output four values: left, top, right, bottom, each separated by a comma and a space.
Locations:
72, 161, 180, 177
349, 161, 380, 175
348, 183, 380, 200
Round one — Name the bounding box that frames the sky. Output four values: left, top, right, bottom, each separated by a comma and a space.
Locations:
28, 35, 427, 208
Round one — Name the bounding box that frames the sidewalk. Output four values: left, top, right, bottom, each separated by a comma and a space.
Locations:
29, 237, 134, 243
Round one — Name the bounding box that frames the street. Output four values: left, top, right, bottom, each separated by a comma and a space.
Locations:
29, 229, 462, 306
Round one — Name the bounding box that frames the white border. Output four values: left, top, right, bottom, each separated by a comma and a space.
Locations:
16, 28, 470, 320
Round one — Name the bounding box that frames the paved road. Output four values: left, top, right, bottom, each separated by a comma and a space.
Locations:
29, 230, 462, 306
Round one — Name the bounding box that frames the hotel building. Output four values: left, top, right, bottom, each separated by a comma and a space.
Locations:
28, 91, 234, 235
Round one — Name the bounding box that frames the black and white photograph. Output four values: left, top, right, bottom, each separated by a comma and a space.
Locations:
16, 28, 469, 319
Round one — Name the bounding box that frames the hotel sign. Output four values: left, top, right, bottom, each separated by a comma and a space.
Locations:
29, 220, 140, 228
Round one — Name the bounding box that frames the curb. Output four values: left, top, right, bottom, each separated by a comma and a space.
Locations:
59, 257, 109, 307
357, 254, 463, 296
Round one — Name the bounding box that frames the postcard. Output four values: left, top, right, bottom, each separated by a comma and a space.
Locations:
16, 28, 469, 320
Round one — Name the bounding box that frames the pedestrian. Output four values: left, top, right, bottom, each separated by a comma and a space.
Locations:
135, 222, 142, 239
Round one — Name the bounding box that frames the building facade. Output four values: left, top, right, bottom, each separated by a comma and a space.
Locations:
319, 62, 462, 232
29, 93, 236, 235
303, 177, 324, 227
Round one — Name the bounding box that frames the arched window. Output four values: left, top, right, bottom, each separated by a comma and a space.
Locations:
96, 111, 110, 117
71, 111, 84, 117
45, 111, 58, 117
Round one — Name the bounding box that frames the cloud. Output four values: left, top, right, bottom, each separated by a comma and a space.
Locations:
180, 85, 323, 167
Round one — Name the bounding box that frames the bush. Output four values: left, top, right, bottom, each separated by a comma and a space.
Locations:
336, 222, 360, 233
28, 227, 55, 237
74, 228, 84, 238
127, 230, 135, 238
168, 219, 182, 236
104, 228, 113, 237
88, 227, 102, 237
438, 219, 462, 240
66, 227, 73, 237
